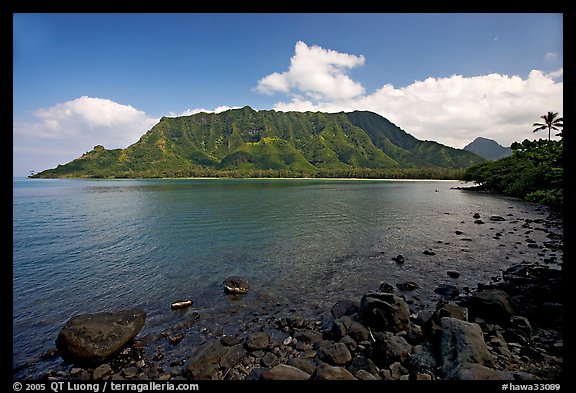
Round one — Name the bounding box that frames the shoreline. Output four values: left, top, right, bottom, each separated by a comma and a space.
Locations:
15, 202, 563, 381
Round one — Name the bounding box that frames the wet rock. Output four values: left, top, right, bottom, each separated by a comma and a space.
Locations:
455, 230, 464, 235
509, 316, 532, 335
122, 367, 139, 379
468, 289, 515, 324
405, 322, 424, 345
409, 341, 438, 374
354, 369, 379, 380
379, 283, 395, 293
93, 364, 112, 380
396, 281, 420, 291
293, 329, 323, 344
220, 335, 243, 346
186, 339, 227, 380
360, 293, 410, 333
260, 352, 278, 367
260, 364, 311, 380
440, 318, 494, 374
246, 332, 270, 351
318, 342, 352, 365
448, 363, 513, 380
219, 344, 246, 369
490, 216, 507, 221
347, 321, 370, 342
392, 254, 405, 264
372, 331, 412, 366
434, 284, 460, 299
312, 364, 356, 380
223, 276, 250, 294
331, 300, 359, 319
348, 356, 379, 376
423, 250, 436, 256
447, 271, 460, 279
287, 357, 317, 375
170, 300, 193, 310
473, 213, 481, 219
436, 302, 468, 322
56, 309, 146, 366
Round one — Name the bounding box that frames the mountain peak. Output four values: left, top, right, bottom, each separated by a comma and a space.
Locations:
31, 108, 486, 178
463, 137, 512, 161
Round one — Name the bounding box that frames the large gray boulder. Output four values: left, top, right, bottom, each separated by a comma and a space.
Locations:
360, 293, 410, 333
440, 317, 494, 375
56, 309, 146, 365
449, 363, 514, 380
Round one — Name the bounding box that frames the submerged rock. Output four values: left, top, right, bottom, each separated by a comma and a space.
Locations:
56, 309, 146, 366
223, 276, 250, 294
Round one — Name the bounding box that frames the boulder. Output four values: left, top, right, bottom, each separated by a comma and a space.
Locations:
318, 342, 352, 365
56, 309, 146, 365
287, 357, 317, 375
372, 331, 412, 366
440, 318, 494, 374
448, 363, 514, 380
331, 300, 359, 319
434, 284, 460, 299
186, 339, 227, 379
312, 364, 356, 380
360, 293, 410, 333
469, 289, 514, 324
246, 332, 270, 351
447, 270, 461, 279
260, 364, 311, 380
223, 276, 249, 294
489, 215, 507, 221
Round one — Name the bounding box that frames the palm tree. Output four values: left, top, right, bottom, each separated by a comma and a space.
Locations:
533, 111, 563, 140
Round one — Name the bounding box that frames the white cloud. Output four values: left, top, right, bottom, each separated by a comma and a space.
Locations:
168, 105, 241, 117
255, 41, 365, 101
544, 51, 559, 62
258, 43, 563, 149
13, 96, 158, 175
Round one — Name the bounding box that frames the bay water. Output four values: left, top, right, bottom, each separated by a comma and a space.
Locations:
13, 178, 552, 378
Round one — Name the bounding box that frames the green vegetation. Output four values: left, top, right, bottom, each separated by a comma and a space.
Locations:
31, 106, 485, 179
463, 139, 563, 207
532, 111, 563, 141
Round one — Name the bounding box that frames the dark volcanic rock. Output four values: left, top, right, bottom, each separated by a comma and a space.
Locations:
447, 270, 460, 279
396, 281, 420, 291
312, 364, 356, 380
260, 364, 311, 380
318, 342, 352, 365
489, 215, 507, 221
223, 276, 250, 294
468, 289, 515, 324
372, 331, 412, 366
56, 309, 146, 365
379, 283, 395, 293
331, 300, 359, 319
186, 339, 227, 380
246, 332, 270, 351
360, 293, 410, 333
392, 254, 405, 264
434, 284, 460, 299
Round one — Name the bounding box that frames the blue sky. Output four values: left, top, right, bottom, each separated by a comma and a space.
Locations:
13, 13, 563, 176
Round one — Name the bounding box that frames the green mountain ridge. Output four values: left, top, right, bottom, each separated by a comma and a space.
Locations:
31, 106, 485, 178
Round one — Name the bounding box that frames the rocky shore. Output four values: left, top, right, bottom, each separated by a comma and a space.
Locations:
21, 208, 563, 381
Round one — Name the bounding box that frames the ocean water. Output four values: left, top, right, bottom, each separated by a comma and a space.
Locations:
12, 178, 555, 378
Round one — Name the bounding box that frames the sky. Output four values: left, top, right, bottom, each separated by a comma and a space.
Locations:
13, 13, 563, 176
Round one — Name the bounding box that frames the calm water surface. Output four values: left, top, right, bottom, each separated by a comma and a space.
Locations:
13, 178, 554, 377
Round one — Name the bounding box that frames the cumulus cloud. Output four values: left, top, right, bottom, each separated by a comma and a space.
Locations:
255, 41, 365, 101
168, 105, 241, 117
13, 96, 158, 175
257, 43, 563, 149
